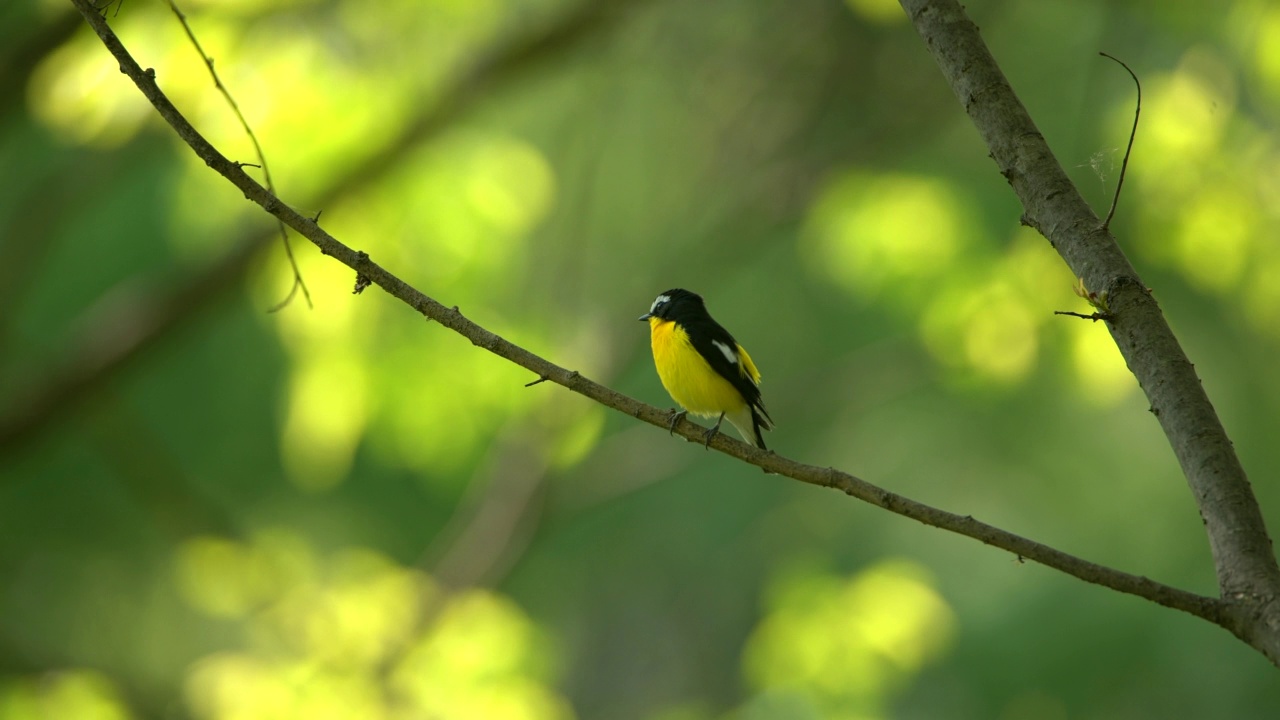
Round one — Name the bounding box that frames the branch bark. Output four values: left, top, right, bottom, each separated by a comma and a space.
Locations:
64, 0, 1279, 665
898, 0, 1280, 661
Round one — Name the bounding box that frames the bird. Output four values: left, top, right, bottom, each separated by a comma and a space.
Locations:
639, 288, 774, 449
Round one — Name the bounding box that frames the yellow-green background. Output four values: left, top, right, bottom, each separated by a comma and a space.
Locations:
3, 0, 1280, 717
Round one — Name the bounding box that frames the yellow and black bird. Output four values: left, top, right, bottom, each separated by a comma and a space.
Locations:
639, 289, 774, 449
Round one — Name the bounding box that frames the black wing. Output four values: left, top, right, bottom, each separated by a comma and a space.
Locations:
684, 314, 765, 413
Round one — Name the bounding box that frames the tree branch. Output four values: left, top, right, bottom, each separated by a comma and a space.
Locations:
63, 0, 1234, 637
899, 0, 1280, 661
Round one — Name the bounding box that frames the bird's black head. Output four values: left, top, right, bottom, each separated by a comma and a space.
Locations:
639, 288, 704, 322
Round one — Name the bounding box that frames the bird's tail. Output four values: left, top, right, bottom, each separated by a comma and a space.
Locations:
726, 403, 774, 450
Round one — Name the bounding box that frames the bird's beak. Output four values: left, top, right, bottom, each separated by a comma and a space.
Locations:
638, 313, 652, 321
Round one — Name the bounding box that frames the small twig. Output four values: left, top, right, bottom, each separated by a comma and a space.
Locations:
166, 0, 312, 310
1054, 310, 1111, 322
525, 370, 577, 387
266, 276, 304, 312
92, 0, 122, 17
1099, 52, 1140, 230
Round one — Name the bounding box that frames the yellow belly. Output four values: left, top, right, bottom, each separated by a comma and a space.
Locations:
649, 318, 747, 417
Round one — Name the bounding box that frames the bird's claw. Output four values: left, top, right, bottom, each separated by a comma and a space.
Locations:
702, 425, 718, 449
667, 410, 687, 436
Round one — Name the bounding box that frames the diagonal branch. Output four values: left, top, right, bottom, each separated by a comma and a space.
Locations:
65, 0, 1233, 634
898, 0, 1280, 662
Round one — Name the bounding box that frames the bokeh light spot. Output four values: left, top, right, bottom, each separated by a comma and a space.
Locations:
1243, 255, 1280, 333
844, 0, 904, 25
1174, 186, 1254, 294
1066, 320, 1133, 406
390, 591, 573, 720
0, 671, 132, 720
281, 350, 369, 493
742, 559, 954, 717
1141, 49, 1235, 173
180, 540, 570, 719
464, 138, 557, 235
175, 530, 318, 619
803, 172, 969, 304
962, 290, 1038, 383
922, 280, 1039, 384
176, 537, 274, 618
1251, 7, 1280, 102
29, 33, 151, 148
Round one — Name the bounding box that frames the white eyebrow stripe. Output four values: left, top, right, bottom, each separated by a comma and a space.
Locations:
711, 339, 738, 366
650, 294, 670, 314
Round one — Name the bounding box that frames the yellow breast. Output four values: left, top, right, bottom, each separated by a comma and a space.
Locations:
648, 318, 749, 417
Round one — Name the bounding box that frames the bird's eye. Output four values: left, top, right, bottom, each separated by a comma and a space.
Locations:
650, 294, 670, 314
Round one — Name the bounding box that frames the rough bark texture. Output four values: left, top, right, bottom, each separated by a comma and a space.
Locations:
899, 0, 1280, 661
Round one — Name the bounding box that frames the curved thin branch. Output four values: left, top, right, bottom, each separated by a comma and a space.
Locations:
1098, 52, 1140, 229
165, 0, 311, 310
65, 0, 1230, 631
898, 0, 1280, 662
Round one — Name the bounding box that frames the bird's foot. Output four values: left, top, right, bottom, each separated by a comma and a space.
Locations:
703, 412, 726, 449
667, 410, 687, 436
701, 425, 719, 448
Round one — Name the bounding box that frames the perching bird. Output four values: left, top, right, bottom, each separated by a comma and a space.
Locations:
639, 289, 773, 449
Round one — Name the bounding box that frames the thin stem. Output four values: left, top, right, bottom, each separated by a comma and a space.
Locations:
166, 0, 312, 309
1099, 52, 1140, 230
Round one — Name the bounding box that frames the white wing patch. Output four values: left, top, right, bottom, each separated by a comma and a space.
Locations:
711, 339, 738, 366
649, 294, 670, 314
